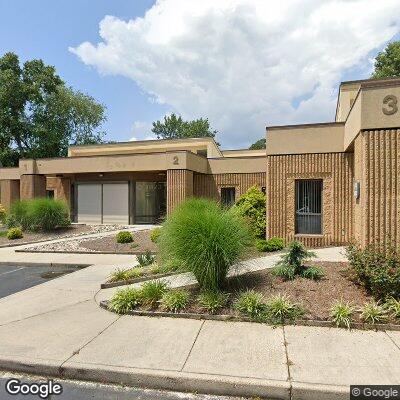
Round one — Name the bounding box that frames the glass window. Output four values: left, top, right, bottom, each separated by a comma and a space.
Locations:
221, 187, 235, 207
295, 180, 322, 234
46, 190, 55, 199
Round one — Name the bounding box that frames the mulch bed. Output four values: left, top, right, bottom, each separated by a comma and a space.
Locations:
0, 225, 91, 247
80, 229, 157, 254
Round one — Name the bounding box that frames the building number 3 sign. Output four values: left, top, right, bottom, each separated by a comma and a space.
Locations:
382, 94, 398, 115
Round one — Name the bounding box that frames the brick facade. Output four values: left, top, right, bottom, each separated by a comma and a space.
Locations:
167, 169, 193, 214
20, 174, 46, 200
46, 177, 71, 206
0, 179, 20, 209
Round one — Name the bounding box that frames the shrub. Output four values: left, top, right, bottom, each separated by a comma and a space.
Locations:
255, 237, 285, 252
108, 267, 142, 282
160, 290, 190, 312
7, 227, 23, 240
264, 294, 304, 324
140, 280, 168, 308
197, 291, 229, 314
109, 288, 142, 314
234, 186, 266, 239
6, 200, 32, 230
272, 241, 316, 280
137, 250, 155, 267
234, 290, 266, 320
158, 198, 250, 291
116, 231, 134, 244
346, 243, 400, 300
360, 301, 388, 324
0, 203, 6, 223
384, 297, 400, 319
330, 300, 353, 329
150, 227, 162, 243
300, 266, 325, 280
28, 198, 70, 231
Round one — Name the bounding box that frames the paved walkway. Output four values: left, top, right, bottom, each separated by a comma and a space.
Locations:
0, 243, 398, 399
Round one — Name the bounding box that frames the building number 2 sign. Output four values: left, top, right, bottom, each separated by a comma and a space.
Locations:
382, 94, 398, 115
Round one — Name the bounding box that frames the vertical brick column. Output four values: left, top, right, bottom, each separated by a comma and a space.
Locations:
167, 169, 193, 215
20, 174, 46, 200
0, 180, 20, 209
46, 177, 71, 206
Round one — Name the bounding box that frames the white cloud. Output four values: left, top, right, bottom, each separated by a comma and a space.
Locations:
70, 0, 400, 148
130, 120, 155, 141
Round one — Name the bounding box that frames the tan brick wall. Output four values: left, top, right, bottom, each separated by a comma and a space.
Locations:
20, 174, 46, 200
0, 179, 20, 209
193, 172, 266, 202
46, 177, 71, 206
167, 169, 193, 214
266, 153, 354, 247
354, 129, 400, 247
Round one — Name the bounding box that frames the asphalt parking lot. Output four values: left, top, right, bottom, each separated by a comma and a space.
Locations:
0, 264, 85, 299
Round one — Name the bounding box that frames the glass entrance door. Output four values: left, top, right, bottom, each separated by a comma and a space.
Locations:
135, 182, 166, 224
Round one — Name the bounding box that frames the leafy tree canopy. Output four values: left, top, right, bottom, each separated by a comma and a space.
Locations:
151, 113, 217, 140
371, 41, 400, 78
0, 52, 106, 166
249, 138, 266, 150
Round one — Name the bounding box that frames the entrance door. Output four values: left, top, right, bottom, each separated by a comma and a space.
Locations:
135, 182, 166, 224
76, 184, 102, 224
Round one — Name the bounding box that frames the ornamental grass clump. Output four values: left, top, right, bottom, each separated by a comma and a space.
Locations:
109, 288, 142, 314
140, 280, 168, 308
360, 301, 388, 324
385, 297, 400, 319
234, 290, 266, 320
330, 300, 354, 329
137, 250, 155, 267
158, 198, 250, 292
197, 291, 229, 314
264, 294, 304, 325
108, 267, 142, 282
160, 290, 190, 313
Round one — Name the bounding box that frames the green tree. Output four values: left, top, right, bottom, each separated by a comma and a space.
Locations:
249, 138, 266, 150
0, 52, 106, 166
372, 41, 400, 78
151, 113, 217, 140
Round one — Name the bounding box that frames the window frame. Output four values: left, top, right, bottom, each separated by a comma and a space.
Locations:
220, 187, 236, 208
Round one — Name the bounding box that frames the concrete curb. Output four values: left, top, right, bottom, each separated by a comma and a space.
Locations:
100, 271, 177, 289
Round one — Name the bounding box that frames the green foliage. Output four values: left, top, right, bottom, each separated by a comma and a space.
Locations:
7, 227, 23, 240
249, 138, 266, 150
160, 290, 190, 312
108, 267, 142, 283
371, 41, 400, 78
300, 266, 325, 280
151, 113, 217, 140
330, 300, 353, 329
109, 288, 142, 314
140, 280, 168, 308
264, 294, 304, 324
273, 241, 316, 280
158, 198, 250, 291
346, 243, 400, 300
137, 250, 156, 267
7, 198, 70, 231
255, 237, 285, 252
116, 231, 134, 244
0, 52, 105, 166
234, 290, 266, 320
150, 261, 181, 275
150, 227, 162, 243
0, 204, 6, 223
384, 297, 400, 319
360, 301, 388, 324
234, 186, 266, 239
197, 291, 229, 314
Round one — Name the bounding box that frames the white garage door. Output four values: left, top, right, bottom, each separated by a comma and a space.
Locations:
77, 182, 129, 224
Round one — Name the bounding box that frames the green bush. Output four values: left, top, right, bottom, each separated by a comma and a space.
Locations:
264, 294, 304, 324
234, 186, 266, 239
330, 300, 353, 329
137, 250, 155, 267
6, 200, 32, 230
158, 198, 250, 291
140, 280, 168, 308
234, 290, 266, 320
108, 267, 142, 282
116, 231, 134, 244
255, 237, 285, 252
197, 291, 229, 314
7, 227, 23, 240
109, 288, 142, 314
360, 301, 387, 324
160, 289, 190, 312
346, 243, 400, 300
300, 266, 325, 280
150, 227, 162, 243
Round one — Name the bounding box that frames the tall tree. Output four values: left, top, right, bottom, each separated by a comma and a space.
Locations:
0, 52, 106, 166
151, 113, 217, 140
249, 138, 266, 150
371, 41, 400, 78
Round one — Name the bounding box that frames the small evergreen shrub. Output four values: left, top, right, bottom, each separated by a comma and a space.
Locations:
140, 280, 168, 308
264, 294, 304, 324
116, 231, 134, 244
197, 291, 229, 314
7, 227, 23, 240
150, 227, 162, 243
137, 250, 155, 267
300, 266, 325, 280
330, 300, 353, 329
160, 290, 190, 312
109, 288, 142, 314
158, 198, 250, 291
360, 301, 388, 324
234, 186, 266, 239
255, 237, 285, 252
234, 290, 266, 320
346, 242, 400, 300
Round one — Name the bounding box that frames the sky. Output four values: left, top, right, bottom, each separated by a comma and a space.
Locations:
1, 0, 400, 150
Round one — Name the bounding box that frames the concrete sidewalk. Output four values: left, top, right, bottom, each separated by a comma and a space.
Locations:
0, 248, 399, 399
